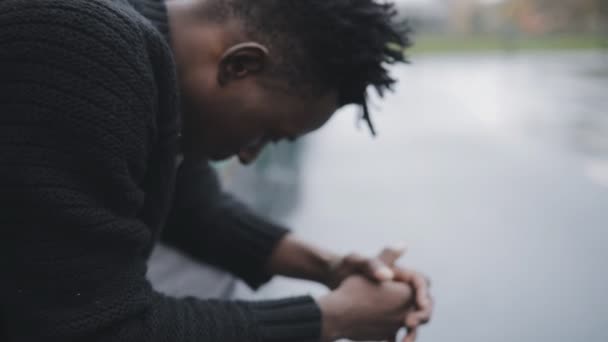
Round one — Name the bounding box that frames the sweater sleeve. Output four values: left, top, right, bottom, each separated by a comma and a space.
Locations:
0, 1, 320, 341
162, 158, 290, 289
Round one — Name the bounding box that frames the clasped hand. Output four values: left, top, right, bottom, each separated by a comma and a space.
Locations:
319, 246, 433, 342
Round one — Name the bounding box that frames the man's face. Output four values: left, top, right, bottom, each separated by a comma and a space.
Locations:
180, 69, 339, 164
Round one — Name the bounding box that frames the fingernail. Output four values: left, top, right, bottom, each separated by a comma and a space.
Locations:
376, 267, 394, 280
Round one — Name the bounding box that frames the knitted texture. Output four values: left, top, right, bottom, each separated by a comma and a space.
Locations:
0, 0, 321, 341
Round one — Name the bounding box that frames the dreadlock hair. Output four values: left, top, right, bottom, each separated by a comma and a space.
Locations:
204, 0, 412, 136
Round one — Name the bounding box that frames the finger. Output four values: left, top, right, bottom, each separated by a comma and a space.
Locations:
395, 270, 431, 309
377, 243, 408, 265
405, 311, 431, 328
370, 244, 407, 281
341, 253, 367, 270
402, 327, 418, 342
339, 253, 390, 282
366, 258, 394, 281
414, 296, 434, 325
404, 310, 420, 329
413, 273, 432, 310
405, 295, 434, 327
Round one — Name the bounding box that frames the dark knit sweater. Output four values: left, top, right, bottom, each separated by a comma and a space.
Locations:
0, 0, 321, 341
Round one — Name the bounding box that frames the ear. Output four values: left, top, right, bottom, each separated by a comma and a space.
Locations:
217, 42, 269, 86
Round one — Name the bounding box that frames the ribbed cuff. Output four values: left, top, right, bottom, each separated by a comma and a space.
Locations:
246, 296, 322, 342
219, 206, 290, 288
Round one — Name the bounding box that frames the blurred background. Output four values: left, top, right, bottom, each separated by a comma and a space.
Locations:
218, 0, 608, 341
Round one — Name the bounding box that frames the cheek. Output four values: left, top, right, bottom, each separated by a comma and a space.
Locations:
185, 77, 272, 148
212, 108, 267, 153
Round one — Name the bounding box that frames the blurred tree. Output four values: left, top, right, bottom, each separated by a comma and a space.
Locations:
600, 0, 608, 40
503, 0, 604, 34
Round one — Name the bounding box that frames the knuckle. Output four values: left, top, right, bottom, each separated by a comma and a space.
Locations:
406, 316, 419, 328
368, 257, 381, 266
344, 253, 364, 264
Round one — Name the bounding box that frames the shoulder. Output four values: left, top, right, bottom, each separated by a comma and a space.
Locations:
0, 0, 150, 64
0, 0, 143, 29
0, 0, 161, 166
0, 0, 158, 108
0, 0, 141, 29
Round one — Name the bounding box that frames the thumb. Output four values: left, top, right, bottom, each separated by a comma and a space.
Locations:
368, 243, 407, 281
377, 243, 407, 265
368, 258, 395, 281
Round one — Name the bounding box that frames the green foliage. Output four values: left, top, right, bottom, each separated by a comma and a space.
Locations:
409, 34, 606, 55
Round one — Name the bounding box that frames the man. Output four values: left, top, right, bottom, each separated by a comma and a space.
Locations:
0, 0, 433, 341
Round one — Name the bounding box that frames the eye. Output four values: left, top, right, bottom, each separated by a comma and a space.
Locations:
232, 62, 246, 75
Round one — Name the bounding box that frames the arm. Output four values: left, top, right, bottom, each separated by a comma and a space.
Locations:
162, 158, 290, 288
0, 2, 319, 340
162, 158, 405, 289
268, 233, 406, 289
161, 158, 434, 338
265, 234, 341, 286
